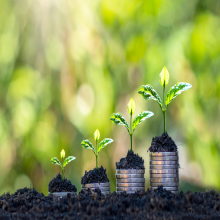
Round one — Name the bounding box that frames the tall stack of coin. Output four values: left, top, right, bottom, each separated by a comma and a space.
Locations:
81, 182, 111, 195
116, 169, 145, 193
150, 152, 179, 193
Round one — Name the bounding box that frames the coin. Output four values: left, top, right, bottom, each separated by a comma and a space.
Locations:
149, 152, 178, 156
150, 186, 179, 191
150, 165, 179, 169
150, 182, 179, 187
150, 178, 179, 183
82, 182, 110, 188
150, 160, 178, 165
82, 187, 110, 192
150, 169, 178, 174
116, 169, 145, 174
117, 182, 145, 187
150, 173, 178, 178
116, 187, 145, 191
117, 178, 145, 183
150, 156, 178, 161
115, 174, 144, 179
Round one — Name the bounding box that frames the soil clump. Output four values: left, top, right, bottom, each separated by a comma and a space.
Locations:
0, 186, 219, 219
149, 132, 178, 152
48, 173, 77, 193
116, 150, 145, 169
81, 166, 109, 184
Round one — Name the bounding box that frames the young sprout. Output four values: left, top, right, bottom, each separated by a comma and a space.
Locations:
138, 67, 192, 134
50, 149, 76, 181
81, 129, 114, 170
110, 98, 154, 151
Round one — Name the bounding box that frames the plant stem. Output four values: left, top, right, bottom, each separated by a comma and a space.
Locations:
96, 140, 98, 170
163, 109, 166, 134
130, 114, 133, 151
62, 158, 64, 181
162, 85, 166, 133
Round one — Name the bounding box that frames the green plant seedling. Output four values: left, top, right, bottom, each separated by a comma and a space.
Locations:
50, 149, 76, 181
110, 98, 154, 151
81, 129, 114, 170
138, 67, 192, 134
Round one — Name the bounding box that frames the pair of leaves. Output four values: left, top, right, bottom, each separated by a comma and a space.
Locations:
51, 156, 76, 168
110, 111, 154, 133
81, 138, 114, 155
138, 82, 192, 107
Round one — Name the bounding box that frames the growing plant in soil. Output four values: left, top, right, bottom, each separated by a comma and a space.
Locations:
110, 98, 154, 151
50, 149, 75, 181
138, 67, 192, 134
81, 129, 114, 170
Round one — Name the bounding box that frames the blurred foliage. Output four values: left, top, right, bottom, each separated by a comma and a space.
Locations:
0, 0, 220, 195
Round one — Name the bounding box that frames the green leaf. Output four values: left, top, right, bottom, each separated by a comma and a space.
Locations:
98, 138, 114, 153
127, 98, 135, 115
110, 113, 130, 132
63, 156, 76, 168
165, 82, 192, 106
81, 140, 96, 154
50, 157, 62, 167
138, 85, 162, 108
159, 67, 169, 87
132, 111, 154, 131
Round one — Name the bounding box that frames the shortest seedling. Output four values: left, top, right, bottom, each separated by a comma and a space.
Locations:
81, 129, 114, 170
51, 149, 76, 181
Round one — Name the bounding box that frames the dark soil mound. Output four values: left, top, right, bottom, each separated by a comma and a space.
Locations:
48, 173, 77, 193
149, 132, 178, 152
81, 166, 109, 184
0, 186, 220, 219
116, 150, 145, 169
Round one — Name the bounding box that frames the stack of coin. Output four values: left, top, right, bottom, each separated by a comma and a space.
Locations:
150, 152, 179, 193
116, 169, 145, 193
81, 182, 111, 195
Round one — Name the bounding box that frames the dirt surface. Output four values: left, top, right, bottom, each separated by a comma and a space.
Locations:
149, 132, 178, 152
116, 150, 145, 169
48, 173, 77, 193
0, 186, 219, 219
81, 166, 109, 184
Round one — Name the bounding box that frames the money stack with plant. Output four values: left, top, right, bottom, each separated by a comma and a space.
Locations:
48, 149, 77, 193
81, 129, 114, 184
110, 98, 154, 169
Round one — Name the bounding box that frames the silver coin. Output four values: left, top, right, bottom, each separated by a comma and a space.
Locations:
150, 169, 178, 174
117, 178, 145, 183
115, 174, 144, 179
116, 169, 145, 174
116, 187, 145, 191
150, 160, 178, 165
150, 173, 179, 178
149, 152, 178, 156
171, 191, 179, 194
150, 156, 178, 161
82, 187, 110, 192
150, 178, 179, 183
49, 192, 77, 198
116, 191, 141, 194
151, 182, 179, 187
150, 186, 179, 191
82, 182, 110, 188
117, 182, 145, 187
150, 165, 179, 169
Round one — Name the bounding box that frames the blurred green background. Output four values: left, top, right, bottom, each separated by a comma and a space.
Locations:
0, 0, 220, 195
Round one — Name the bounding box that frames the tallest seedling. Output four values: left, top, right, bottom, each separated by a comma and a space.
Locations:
138, 67, 192, 133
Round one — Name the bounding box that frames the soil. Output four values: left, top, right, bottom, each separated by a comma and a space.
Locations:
48, 173, 77, 193
0, 186, 219, 219
149, 132, 178, 152
116, 150, 145, 169
81, 166, 109, 184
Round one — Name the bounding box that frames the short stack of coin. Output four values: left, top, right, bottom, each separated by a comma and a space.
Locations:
150, 152, 179, 193
81, 182, 111, 195
116, 169, 145, 193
